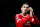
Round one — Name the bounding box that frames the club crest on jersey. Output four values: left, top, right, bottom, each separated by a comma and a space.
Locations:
16, 17, 19, 20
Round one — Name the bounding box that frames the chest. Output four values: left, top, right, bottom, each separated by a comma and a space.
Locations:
21, 15, 31, 25
24, 21, 31, 25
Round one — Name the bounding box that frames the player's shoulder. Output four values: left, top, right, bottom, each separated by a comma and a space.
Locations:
16, 13, 21, 16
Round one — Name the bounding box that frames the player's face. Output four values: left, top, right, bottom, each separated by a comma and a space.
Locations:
21, 4, 29, 13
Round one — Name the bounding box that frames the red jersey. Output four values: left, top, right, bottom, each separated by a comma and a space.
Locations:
15, 13, 40, 27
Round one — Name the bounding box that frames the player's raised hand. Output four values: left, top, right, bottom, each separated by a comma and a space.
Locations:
29, 7, 33, 17
29, 7, 33, 11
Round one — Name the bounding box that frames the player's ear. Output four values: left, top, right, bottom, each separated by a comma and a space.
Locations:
21, 7, 22, 10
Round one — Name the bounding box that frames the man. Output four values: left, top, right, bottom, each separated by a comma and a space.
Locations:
15, 3, 40, 27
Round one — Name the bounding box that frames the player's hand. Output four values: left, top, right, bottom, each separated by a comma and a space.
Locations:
29, 7, 33, 12
28, 7, 33, 17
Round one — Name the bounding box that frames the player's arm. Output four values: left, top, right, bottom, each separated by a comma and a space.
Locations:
29, 7, 40, 25
30, 12, 40, 25
15, 14, 31, 25
29, 7, 33, 17
30, 16, 36, 24
33, 14, 40, 25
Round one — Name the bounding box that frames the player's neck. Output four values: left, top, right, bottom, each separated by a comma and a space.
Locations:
22, 13, 27, 16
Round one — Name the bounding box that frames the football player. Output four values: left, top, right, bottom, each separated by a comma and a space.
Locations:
15, 3, 40, 27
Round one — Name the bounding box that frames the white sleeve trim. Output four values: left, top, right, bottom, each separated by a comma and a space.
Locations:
32, 18, 34, 22
17, 19, 22, 23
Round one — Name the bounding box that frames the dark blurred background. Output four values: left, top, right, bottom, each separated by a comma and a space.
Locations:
0, 0, 40, 27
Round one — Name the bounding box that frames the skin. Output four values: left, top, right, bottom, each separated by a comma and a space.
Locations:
21, 4, 33, 17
